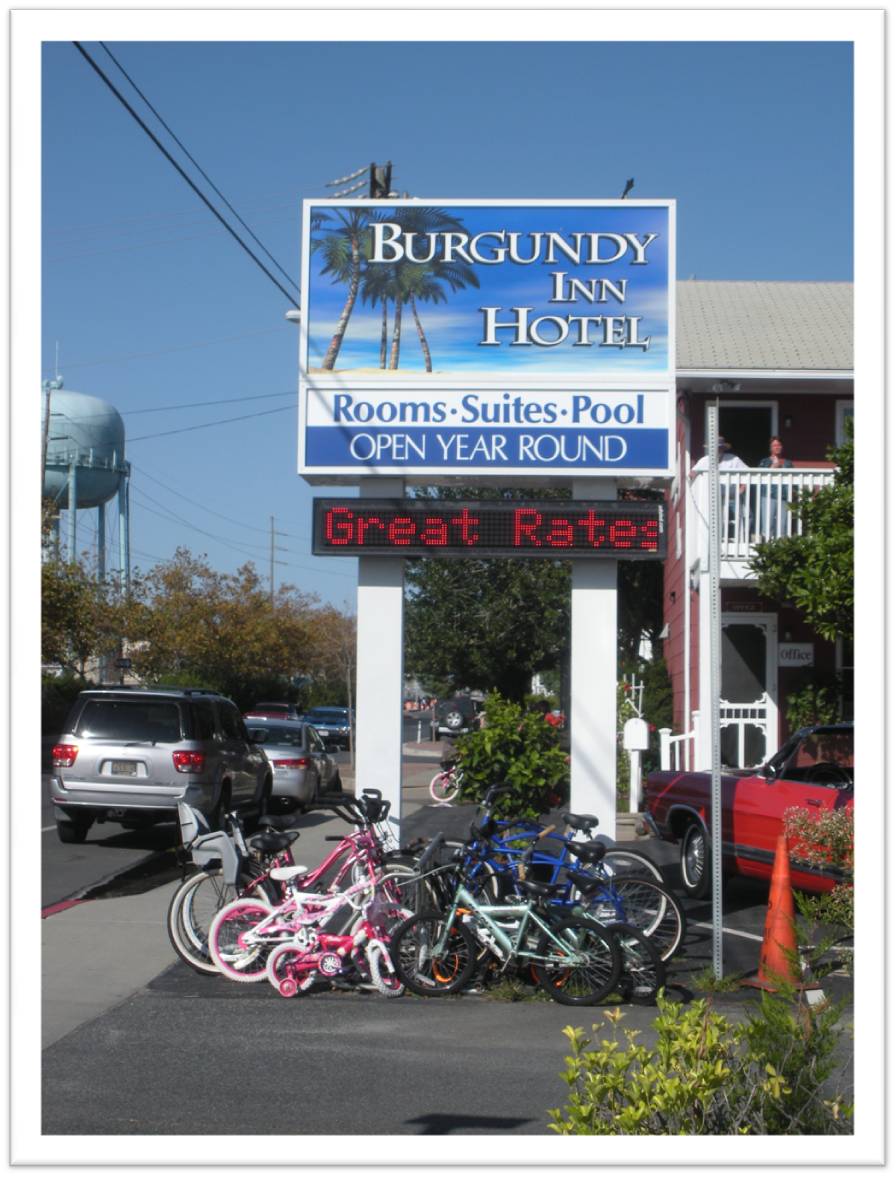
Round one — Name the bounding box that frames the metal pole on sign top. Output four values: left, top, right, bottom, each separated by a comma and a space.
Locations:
707, 402, 724, 979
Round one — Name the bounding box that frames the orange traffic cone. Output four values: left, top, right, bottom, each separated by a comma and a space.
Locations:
742, 833, 805, 992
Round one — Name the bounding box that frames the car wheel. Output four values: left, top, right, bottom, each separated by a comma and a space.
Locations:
679, 822, 711, 899
57, 819, 90, 844
443, 710, 465, 731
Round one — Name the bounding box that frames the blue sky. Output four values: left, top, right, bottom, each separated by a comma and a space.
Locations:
41, 39, 854, 605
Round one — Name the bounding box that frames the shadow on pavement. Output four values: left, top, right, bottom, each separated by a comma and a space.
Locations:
404, 1113, 533, 1135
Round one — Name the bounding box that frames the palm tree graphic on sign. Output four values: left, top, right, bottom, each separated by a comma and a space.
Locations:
313, 206, 479, 372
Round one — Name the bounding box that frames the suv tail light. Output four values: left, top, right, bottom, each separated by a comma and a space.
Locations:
172, 750, 206, 773
272, 757, 310, 769
52, 744, 78, 768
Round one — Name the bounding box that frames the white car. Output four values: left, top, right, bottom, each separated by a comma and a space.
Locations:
244, 720, 342, 811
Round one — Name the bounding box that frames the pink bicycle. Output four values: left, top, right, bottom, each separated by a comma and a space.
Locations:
429, 759, 462, 805
208, 865, 410, 995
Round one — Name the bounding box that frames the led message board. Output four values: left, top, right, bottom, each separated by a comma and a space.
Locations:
312, 499, 666, 559
299, 200, 675, 483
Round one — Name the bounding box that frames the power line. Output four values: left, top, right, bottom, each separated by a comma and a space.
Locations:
72, 42, 300, 309
130, 491, 356, 580
122, 390, 293, 416
127, 403, 291, 442
99, 41, 299, 294
129, 462, 308, 540
130, 490, 272, 561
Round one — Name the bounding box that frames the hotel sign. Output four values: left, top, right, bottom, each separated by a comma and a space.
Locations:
299, 200, 675, 482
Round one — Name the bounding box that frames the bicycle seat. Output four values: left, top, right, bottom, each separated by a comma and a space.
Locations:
566, 868, 603, 895
562, 812, 599, 833
248, 830, 297, 854
269, 864, 310, 881
566, 840, 607, 865
517, 877, 565, 900
257, 814, 301, 832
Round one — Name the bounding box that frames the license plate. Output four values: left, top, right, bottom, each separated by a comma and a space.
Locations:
111, 761, 137, 776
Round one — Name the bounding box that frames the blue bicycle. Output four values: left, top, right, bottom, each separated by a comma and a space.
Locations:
436, 789, 685, 961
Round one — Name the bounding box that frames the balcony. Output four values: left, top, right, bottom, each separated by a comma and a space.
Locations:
689, 467, 836, 571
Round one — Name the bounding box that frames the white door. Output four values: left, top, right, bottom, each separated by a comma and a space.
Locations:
719, 613, 778, 766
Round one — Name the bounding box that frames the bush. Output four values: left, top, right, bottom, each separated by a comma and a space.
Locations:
454, 692, 569, 819
784, 805, 854, 934
548, 991, 852, 1135
785, 678, 841, 731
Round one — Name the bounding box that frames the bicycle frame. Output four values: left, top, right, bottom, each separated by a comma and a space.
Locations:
437, 878, 592, 968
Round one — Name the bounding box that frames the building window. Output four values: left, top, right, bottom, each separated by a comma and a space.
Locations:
835, 401, 854, 448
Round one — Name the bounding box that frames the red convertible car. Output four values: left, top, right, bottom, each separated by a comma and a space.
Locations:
641, 723, 853, 898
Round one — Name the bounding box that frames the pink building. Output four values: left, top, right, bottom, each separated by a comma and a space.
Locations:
660, 280, 852, 770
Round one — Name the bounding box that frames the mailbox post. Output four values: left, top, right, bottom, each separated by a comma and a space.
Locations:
623, 716, 650, 813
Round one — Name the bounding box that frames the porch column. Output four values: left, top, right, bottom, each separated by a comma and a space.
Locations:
696, 570, 713, 770
355, 477, 404, 840
569, 478, 618, 837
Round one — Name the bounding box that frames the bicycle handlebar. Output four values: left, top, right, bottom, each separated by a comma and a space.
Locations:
415, 832, 444, 873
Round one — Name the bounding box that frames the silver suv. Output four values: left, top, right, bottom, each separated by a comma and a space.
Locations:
50, 687, 271, 843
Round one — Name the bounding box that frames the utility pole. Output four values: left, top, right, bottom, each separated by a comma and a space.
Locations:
369, 161, 393, 199
269, 516, 287, 604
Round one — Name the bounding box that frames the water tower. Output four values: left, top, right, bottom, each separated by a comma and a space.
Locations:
41, 379, 131, 587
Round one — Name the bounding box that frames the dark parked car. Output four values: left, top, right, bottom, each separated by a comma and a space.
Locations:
50, 686, 271, 842
434, 696, 484, 737
303, 707, 352, 750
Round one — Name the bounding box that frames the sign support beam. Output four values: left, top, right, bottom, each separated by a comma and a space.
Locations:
570, 477, 618, 837
354, 477, 404, 843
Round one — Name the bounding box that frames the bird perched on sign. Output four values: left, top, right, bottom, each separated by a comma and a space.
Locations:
621, 178, 635, 199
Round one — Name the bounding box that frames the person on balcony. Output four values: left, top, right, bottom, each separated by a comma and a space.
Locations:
758, 435, 794, 536
690, 436, 748, 538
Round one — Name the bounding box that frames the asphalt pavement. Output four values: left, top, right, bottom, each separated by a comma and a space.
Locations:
40, 740, 854, 1138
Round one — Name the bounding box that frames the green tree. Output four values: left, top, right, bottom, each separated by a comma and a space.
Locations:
126, 549, 319, 709
41, 556, 125, 676
404, 488, 572, 701
404, 487, 665, 701
749, 423, 853, 643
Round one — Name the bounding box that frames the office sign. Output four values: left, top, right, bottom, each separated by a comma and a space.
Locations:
299, 200, 675, 482
312, 499, 666, 559
778, 643, 814, 668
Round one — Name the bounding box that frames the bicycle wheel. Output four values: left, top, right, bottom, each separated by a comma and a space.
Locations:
167, 868, 271, 975
208, 898, 276, 982
600, 846, 664, 883
429, 771, 459, 804
441, 842, 503, 905
607, 922, 666, 1005
596, 878, 685, 962
266, 942, 317, 996
366, 938, 405, 997
390, 913, 478, 996
532, 916, 621, 1006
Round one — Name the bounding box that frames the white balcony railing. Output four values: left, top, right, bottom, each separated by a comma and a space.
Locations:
691, 468, 836, 563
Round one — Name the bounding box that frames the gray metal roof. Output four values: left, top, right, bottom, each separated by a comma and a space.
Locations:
677, 281, 853, 372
